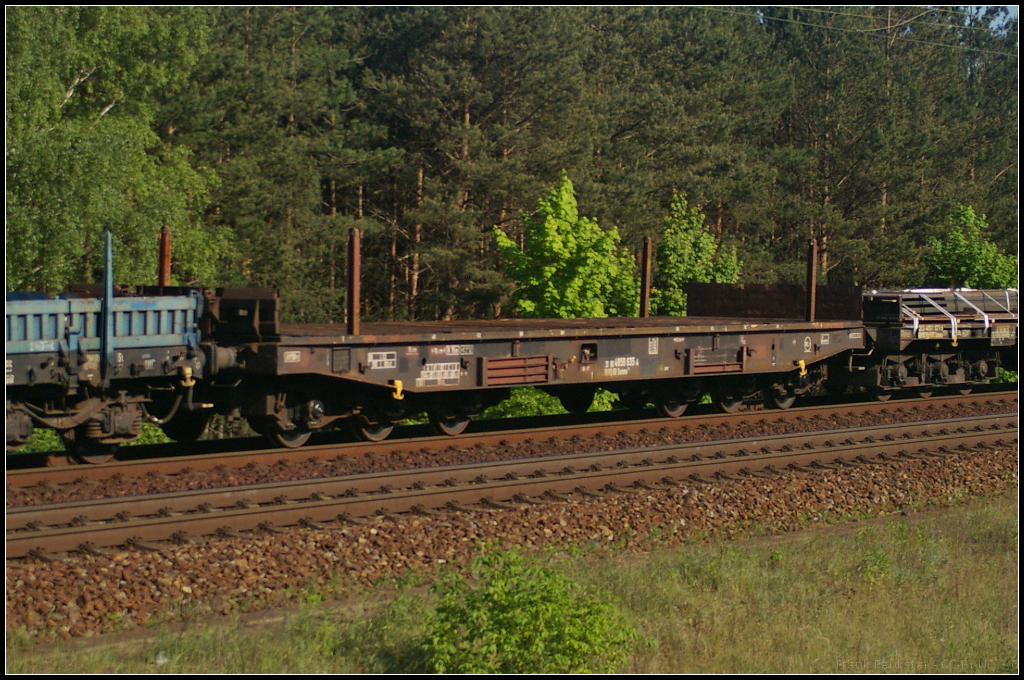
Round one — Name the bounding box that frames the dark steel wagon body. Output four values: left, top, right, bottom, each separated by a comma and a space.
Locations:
241, 316, 865, 394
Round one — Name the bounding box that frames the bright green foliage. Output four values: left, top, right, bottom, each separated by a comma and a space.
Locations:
494, 172, 639, 318
650, 192, 740, 316
995, 369, 1017, 384
424, 551, 639, 674
123, 423, 173, 446
480, 386, 620, 419
479, 387, 565, 419
926, 205, 1017, 289
6, 7, 227, 292
14, 422, 171, 454
12, 428, 62, 455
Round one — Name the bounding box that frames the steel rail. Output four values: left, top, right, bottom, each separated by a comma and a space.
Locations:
8, 413, 1013, 530
8, 415, 1016, 559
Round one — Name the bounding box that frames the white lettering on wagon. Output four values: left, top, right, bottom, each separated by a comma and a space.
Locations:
429, 344, 475, 357
648, 337, 659, 355
416, 362, 462, 387
283, 350, 302, 363
5, 359, 13, 385
603, 356, 638, 376
820, 333, 830, 346
367, 351, 397, 370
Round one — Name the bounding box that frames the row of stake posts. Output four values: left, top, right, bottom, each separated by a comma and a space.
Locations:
156, 227, 820, 334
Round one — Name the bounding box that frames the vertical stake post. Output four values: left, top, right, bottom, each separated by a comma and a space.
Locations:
806, 238, 818, 322
347, 227, 361, 336
158, 226, 172, 287
101, 227, 115, 386
640, 236, 653, 318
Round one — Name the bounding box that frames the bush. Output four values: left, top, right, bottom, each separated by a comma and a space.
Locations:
14, 421, 171, 454
926, 204, 1017, 289
479, 386, 565, 419
995, 368, 1017, 384
424, 551, 639, 674
479, 387, 620, 420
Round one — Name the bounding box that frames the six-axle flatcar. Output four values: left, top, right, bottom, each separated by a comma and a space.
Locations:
5, 234, 1018, 459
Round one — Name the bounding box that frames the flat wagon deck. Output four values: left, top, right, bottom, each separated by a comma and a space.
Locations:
244, 316, 864, 393
193, 281, 873, 443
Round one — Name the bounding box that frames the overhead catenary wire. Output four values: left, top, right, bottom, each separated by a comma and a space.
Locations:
777, 5, 1018, 38
697, 6, 1018, 58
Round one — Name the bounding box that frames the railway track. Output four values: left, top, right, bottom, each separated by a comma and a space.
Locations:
6, 390, 1016, 490
8, 411, 1016, 559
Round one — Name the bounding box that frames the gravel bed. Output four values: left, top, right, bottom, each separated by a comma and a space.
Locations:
7, 399, 1014, 508
6, 442, 1017, 643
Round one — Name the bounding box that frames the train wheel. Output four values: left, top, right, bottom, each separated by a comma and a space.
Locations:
557, 388, 596, 415
63, 427, 118, 464
657, 400, 688, 418
869, 388, 893, 402
712, 392, 744, 414
269, 427, 312, 449
766, 390, 797, 410
957, 384, 974, 396
915, 387, 934, 399
72, 444, 118, 465
430, 412, 470, 436
161, 412, 213, 443
351, 416, 395, 442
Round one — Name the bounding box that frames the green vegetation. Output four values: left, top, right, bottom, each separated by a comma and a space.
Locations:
494, 172, 639, 318
14, 422, 171, 454
8, 497, 1017, 673
651, 192, 741, 316
425, 550, 639, 673
995, 369, 1018, 384
479, 386, 618, 419
926, 205, 1018, 289
6, 8, 228, 292
13, 428, 62, 454
572, 496, 1018, 673
6, 7, 1017, 315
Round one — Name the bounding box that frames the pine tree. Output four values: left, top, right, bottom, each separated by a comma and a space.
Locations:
358, 7, 595, 320
163, 7, 398, 322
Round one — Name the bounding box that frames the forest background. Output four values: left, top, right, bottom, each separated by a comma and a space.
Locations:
6, 7, 1018, 324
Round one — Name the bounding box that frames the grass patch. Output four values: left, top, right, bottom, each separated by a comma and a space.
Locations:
8, 497, 1017, 673
567, 496, 1019, 673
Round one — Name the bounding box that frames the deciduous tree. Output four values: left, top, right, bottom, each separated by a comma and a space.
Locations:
6, 7, 224, 291
494, 172, 638, 318
650, 192, 740, 316
926, 204, 1017, 289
